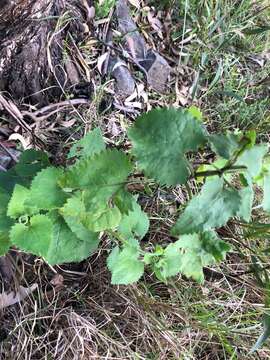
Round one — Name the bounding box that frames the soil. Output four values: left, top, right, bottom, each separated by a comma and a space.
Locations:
0, 0, 91, 105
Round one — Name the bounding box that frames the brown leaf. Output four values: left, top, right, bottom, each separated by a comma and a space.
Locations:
0, 284, 38, 310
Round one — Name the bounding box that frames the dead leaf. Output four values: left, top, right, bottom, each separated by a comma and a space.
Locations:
147, 11, 163, 38
50, 274, 64, 287
128, 0, 140, 9
0, 284, 38, 310
97, 52, 110, 75
9, 133, 31, 150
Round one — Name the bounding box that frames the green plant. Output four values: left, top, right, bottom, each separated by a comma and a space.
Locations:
95, 0, 116, 18
1, 108, 270, 287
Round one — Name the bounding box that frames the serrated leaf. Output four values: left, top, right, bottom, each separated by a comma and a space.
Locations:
236, 144, 268, 178
177, 231, 230, 283
208, 133, 240, 159
7, 184, 36, 218
118, 197, 149, 239
47, 214, 99, 265
172, 178, 241, 236
10, 212, 99, 265
10, 214, 53, 257
128, 108, 207, 186
67, 128, 106, 159
0, 150, 50, 194
107, 238, 144, 284
61, 192, 122, 232
14, 149, 49, 179
28, 167, 67, 210
60, 149, 132, 193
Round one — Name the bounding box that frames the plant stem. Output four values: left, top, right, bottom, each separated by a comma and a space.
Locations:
194, 165, 247, 178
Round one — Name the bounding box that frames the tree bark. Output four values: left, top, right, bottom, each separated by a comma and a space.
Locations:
0, 0, 91, 105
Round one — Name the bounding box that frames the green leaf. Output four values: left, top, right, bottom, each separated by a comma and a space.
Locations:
177, 231, 230, 283
0, 150, 50, 194
0, 190, 13, 255
14, 149, 50, 179
95, 0, 116, 18
7, 184, 36, 218
60, 149, 132, 192
118, 197, 149, 240
195, 158, 228, 183
128, 108, 207, 186
10, 214, 53, 258
67, 128, 106, 159
236, 144, 268, 178
113, 188, 134, 215
208, 133, 240, 159
61, 192, 122, 232
237, 176, 254, 222
28, 167, 67, 210
172, 178, 241, 236
188, 106, 203, 121
262, 173, 270, 213
47, 214, 99, 265
107, 238, 144, 285
10, 213, 99, 265
85, 206, 122, 232
152, 241, 183, 280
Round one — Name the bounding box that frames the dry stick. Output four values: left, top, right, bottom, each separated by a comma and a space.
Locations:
0, 142, 18, 163
21, 98, 90, 122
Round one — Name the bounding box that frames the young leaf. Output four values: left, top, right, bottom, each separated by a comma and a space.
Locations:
152, 241, 183, 280
59, 149, 132, 192
128, 108, 207, 186
28, 167, 67, 210
177, 231, 230, 283
236, 144, 268, 178
67, 128, 106, 159
118, 198, 149, 240
107, 238, 144, 285
172, 178, 241, 236
61, 192, 122, 233
84, 206, 122, 232
7, 184, 36, 219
